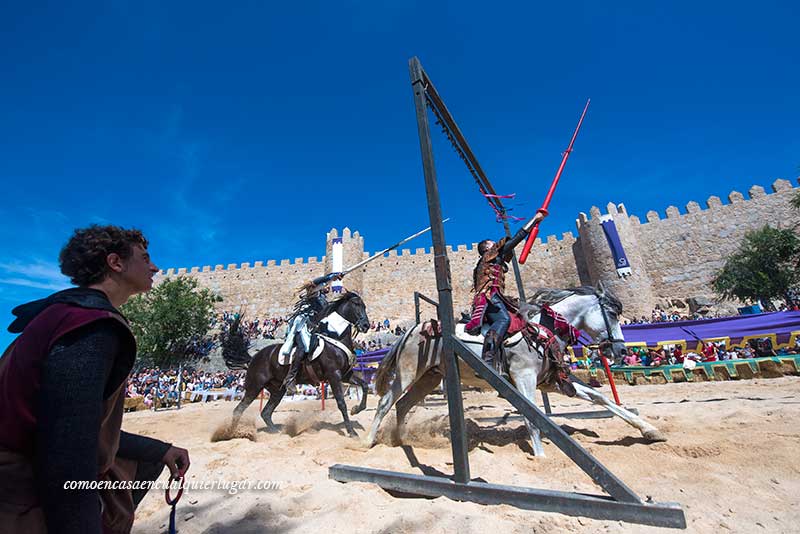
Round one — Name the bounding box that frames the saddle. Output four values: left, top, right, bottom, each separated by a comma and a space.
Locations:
454, 323, 526, 348
278, 334, 356, 368
454, 320, 576, 397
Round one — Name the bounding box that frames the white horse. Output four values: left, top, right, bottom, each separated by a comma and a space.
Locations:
364, 285, 665, 456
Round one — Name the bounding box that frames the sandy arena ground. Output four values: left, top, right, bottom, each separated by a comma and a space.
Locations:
126, 377, 800, 534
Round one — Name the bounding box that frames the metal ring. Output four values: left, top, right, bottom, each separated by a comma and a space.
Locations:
165, 475, 184, 505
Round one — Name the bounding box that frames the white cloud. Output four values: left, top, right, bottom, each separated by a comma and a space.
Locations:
0, 277, 69, 291
0, 260, 71, 292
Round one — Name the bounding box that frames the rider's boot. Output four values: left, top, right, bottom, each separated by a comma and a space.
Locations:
482, 330, 499, 364
282, 350, 305, 394
482, 330, 510, 380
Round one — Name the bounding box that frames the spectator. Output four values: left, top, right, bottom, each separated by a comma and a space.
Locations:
673, 346, 684, 364
701, 342, 718, 362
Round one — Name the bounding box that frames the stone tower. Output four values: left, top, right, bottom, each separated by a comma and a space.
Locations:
325, 227, 365, 295
577, 203, 655, 319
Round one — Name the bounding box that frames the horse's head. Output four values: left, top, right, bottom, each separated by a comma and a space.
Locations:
334, 292, 370, 333
583, 282, 627, 360
531, 284, 627, 361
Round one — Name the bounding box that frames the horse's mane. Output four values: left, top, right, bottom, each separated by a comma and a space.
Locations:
527, 286, 623, 316
318, 290, 360, 319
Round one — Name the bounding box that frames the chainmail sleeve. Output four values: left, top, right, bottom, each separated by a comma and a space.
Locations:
34, 321, 116, 534
34, 320, 170, 534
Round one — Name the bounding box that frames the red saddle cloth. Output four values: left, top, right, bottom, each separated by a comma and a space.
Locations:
465, 293, 529, 336
540, 305, 581, 345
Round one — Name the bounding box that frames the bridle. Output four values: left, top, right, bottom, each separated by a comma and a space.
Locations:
594, 294, 625, 359
537, 290, 624, 359
318, 294, 368, 336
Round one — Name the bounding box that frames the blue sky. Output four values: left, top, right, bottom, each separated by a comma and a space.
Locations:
1, 1, 798, 349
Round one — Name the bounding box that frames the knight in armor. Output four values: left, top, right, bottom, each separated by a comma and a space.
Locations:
465, 210, 547, 376
280, 271, 344, 393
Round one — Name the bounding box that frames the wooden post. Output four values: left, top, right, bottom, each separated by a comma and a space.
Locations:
410, 56, 470, 484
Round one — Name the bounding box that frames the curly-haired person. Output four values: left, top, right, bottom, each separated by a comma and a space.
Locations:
0, 225, 190, 534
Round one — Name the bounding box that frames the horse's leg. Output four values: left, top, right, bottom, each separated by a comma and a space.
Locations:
346, 373, 369, 415
395, 368, 442, 433
233, 353, 269, 426
232, 390, 258, 426
509, 368, 546, 457
260, 384, 286, 433
364, 376, 403, 447
571, 382, 666, 442
327, 370, 358, 437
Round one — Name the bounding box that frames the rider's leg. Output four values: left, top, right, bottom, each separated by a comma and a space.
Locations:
484, 294, 511, 378
279, 315, 301, 357
487, 293, 511, 339
282, 329, 309, 393
282, 350, 305, 393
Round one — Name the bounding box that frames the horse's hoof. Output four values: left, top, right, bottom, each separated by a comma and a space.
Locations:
347, 429, 359, 438
642, 429, 667, 442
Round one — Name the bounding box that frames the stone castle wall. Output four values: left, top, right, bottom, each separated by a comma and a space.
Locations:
156, 178, 800, 322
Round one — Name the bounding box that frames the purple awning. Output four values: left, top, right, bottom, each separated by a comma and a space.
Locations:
620, 311, 800, 348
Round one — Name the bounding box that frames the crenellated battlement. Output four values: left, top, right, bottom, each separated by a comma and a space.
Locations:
576, 178, 798, 226
158, 254, 327, 277
159, 178, 798, 278
155, 176, 799, 322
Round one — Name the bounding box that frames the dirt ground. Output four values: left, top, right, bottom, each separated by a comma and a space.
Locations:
126, 377, 800, 534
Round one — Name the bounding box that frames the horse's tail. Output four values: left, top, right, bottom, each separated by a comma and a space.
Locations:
375, 326, 417, 396
223, 344, 254, 370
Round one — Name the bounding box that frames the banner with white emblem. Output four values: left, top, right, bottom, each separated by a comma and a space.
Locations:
332, 237, 343, 292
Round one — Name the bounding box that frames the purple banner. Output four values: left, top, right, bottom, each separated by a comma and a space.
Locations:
600, 216, 632, 277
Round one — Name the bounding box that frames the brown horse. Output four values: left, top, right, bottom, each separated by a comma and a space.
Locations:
231, 291, 370, 437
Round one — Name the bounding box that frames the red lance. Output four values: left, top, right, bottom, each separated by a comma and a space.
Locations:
518, 99, 590, 264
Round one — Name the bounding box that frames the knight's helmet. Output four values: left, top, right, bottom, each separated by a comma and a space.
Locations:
477, 239, 494, 256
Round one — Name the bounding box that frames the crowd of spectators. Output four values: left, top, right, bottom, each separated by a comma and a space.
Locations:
623, 307, 724, 325
623, 301, 799, 326
215, 311, 289, 340
125, 367, 246, 409
614, 337, 800, 368
368, 318, 407, 336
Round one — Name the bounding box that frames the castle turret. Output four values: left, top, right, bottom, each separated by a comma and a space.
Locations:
577, 203, 655, 319
325, 227, 365, 295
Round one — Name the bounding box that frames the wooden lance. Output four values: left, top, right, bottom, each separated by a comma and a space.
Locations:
518, 99, 590, 264
341, 219, 450, 275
